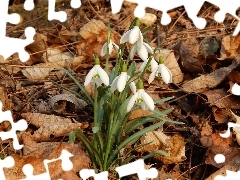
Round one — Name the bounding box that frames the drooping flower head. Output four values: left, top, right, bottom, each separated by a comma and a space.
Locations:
148, 56, 172, 84
127, 79, 154, 112
100, 39, 119, 57
120, 19, 153, 60
84, 56, 109, 87
110, 63, 136, 93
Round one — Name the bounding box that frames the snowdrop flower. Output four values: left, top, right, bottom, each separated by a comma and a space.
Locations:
139, 57, 158, 72
127, 79, 154, 112
110, 64, 136, 93
84, 57, 109, 87
148, 56, 172, 84
100, 39, 119, 57
232, 83, 240, 95
120, 20, 153, 60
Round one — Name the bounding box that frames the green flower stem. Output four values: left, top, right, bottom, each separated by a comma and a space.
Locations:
93, 84, 99, 149
140, 55, 153, 80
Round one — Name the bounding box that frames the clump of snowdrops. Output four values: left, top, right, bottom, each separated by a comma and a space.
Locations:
55, 18, 183, 172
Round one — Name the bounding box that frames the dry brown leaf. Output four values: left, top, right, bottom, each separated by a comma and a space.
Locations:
21, 113, 82, 142
77, 19, 121, 61
182, 60, 240, 93
220, 34, 240, 59
21, 56, 84, 81
137, 130, 186, 164
4, 136, 90, 180
24, 33, 47, 66
200, 121, 213, 147
199, 38, 220, 57
43, 47, 73, 62
0, 86, 12, 111
205, 145, 240, 168
203, 89, 240, 109
47, 24, 71, 45
128, 109, 153, 120
139, 13, 157, 26
155, 49, 184, 83
206, 156, 240, 180
175, 38, 205, 73
212, 106, 233, 123
159, 134, 186, 164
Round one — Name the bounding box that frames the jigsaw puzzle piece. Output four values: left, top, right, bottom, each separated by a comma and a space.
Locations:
115, 159, 158, 180
0, 156, 14, 180
79, 169, 109, 180
0, 102, 28, 150
21, 164, 50, 180
48, 0, 81, 22
21, 149, 74, 180
24, 0, 35, 11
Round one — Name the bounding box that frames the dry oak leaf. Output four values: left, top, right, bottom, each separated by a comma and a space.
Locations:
21, 113, 82, 142
137, 130, 186, 164
182, 59, 240, 93
4, 140, 90, 180
154, 49, 184, 84
212, 106, 234, 123
21, 56, 84, 81
77, 19, 121, 60
175, 38, 205, 73
220, 34, 240, 59
24, 33, 48, 66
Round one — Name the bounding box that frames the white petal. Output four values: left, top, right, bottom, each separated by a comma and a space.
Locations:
137, 45, 148, 60
84, 66, 96, 86
96, 65, 109, 86
112, 41, 119, 50
129, 81, 136, 94
148, 67, 158, 84
232, 83, 240, 95
150, 59, 158, 72
159, 64, 172, 84
127, 92, 139, 112
143, 42, 154, 54
120, 30, 131, 44
117, 72, 128, 92
108, 40, 113, 54
100, 42, 108, 57
94, 78, 102, 87
136, 31, 143, 48
130, 44, 137, 60
110, 76, 119, 92
142, 91, 155, 110
129, 26, 140, 44
139, 60, 147, 72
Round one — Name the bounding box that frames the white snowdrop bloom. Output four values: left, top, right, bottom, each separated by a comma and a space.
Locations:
139, 57, 158, 72
100, 39, 119, 57
127, 89, 155, 112
110, 72, 136, 93
148, 63, 172, 84
127, 79, 154, 112
120, 26, 153, 60
232, 83, 240, 95
84, 62, 109, 87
